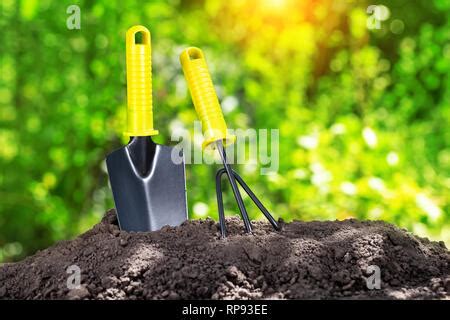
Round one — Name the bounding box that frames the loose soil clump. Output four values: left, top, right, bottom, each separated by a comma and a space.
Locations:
0, 209, 448, 299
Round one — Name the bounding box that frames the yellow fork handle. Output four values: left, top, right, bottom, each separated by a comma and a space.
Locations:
180, 47, 235, 149
124, 25, 158, 137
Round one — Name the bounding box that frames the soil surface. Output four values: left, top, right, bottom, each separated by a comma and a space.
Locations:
0, 209, 449, 300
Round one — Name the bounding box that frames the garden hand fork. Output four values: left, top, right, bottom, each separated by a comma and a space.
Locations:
180, 47, 279, 237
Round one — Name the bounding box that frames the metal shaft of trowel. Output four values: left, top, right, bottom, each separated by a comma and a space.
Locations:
215, 140, 253, 233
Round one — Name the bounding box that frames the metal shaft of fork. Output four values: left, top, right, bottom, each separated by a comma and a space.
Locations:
216, 140, 253, 233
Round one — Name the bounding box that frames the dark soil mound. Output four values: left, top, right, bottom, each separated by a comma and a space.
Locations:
0, 209, 449, 300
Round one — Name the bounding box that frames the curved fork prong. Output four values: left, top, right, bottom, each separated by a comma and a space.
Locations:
231, 172, 280, 231
215, 167, 280, 238
215, 168, 227, 238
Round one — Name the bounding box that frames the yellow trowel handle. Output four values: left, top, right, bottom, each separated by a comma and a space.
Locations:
124, 25, 158, 137
180, 47, 235, 149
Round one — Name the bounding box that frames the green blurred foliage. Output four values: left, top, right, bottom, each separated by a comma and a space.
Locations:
0, 0, 449, 262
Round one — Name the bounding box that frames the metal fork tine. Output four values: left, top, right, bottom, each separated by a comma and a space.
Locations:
215, 159, 279, 237
216, 141, 253, 233
215, 168, 227, 238
231, 171, 280, 231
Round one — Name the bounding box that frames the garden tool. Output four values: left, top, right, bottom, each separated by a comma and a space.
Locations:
106, 26, 187, 232
180, 47, 279, 237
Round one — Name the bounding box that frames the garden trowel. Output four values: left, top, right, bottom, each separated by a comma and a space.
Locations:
106, 25, 187, 232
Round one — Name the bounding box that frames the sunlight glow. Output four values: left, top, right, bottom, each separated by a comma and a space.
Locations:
262, 0, 286, 10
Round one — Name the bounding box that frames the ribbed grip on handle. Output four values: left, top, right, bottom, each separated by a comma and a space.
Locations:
180, 47, 235, 149
124, 25, 158, 137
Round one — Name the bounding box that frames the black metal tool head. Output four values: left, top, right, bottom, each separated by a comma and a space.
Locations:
106, 136, 187, 232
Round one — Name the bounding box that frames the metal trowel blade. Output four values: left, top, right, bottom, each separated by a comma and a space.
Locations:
106, 137, 187, 232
